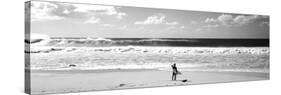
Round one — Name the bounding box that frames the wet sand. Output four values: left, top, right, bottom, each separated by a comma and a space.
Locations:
29, 69, 269, 94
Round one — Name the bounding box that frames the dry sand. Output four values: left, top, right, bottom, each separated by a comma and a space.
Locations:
29, 69, 269, 94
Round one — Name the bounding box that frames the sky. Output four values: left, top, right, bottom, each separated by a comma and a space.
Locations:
26, 1, 270, 38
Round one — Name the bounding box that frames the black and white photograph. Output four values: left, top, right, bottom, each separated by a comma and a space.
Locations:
25, 0, 269, 94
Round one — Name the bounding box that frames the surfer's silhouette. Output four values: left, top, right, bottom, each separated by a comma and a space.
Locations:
171, 63, 178, 81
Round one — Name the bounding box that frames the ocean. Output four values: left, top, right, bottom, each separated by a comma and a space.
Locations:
26, 38, 270, 73
26, 37, 269, 47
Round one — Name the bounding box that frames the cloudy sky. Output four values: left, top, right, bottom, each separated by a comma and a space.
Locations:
27, 1, 269, 38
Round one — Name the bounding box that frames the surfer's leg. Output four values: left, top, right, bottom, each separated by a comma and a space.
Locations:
172, 73, 176, 80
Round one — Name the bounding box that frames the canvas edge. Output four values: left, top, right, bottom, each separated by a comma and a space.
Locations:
23, 0, 270, 94
24, 1, 31, 94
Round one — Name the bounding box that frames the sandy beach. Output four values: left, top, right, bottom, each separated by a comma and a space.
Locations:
29, 69, 269, 94
27, 46, 269, 94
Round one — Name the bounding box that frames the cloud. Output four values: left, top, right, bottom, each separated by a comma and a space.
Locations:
260, 21, 269, 27
204, 14, 268, 27
118, 25, 128, 30
30, 1, 64, 21
135, 14, 179, 25
71, 4, 127, 20
205, 18, 216, 23
135, 14, 166, 24
73, 4, 116, 14
85, 16, 100, 24
29, 1, 127, 22
116, 13, 127, 19
62, 9, 70, 14
217, 14, 233, 25
233, 15, 261, 25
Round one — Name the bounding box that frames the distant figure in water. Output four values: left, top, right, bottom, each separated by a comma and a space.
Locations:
171, 63, 178, 81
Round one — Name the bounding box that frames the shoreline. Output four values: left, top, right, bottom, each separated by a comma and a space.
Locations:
29, 68, 270, 74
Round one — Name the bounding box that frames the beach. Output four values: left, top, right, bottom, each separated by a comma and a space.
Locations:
29, 69, 269, 94
27, 45, 269, 94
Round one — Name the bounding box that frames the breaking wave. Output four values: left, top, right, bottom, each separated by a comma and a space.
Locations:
26, 37, 269, 73
28, 46, 269, 73
25, 33, 50, 46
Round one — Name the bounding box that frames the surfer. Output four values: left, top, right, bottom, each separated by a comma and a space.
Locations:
171, 63, 178, 81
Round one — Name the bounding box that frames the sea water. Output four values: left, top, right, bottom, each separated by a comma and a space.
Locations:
26, 38, 269, 73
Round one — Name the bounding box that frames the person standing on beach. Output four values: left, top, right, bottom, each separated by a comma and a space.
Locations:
171, 63, 178, 81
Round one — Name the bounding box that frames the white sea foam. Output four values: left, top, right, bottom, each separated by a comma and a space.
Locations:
28, 46, 269, 73
28, 46, 269, 55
